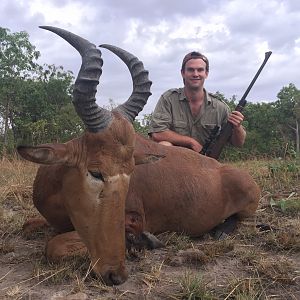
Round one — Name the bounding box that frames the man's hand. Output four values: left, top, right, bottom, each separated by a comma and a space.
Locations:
228, 111, 244, 128
189, 138, 203, 153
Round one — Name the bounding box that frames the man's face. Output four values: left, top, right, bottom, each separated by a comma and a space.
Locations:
181, 58, 208, 90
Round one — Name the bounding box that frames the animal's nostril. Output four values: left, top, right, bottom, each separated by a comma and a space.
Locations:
103, 270, 127, 286
109, 271, 126, 285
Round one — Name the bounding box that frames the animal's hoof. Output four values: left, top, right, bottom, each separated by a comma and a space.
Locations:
212, 230, 229, 240
140, 232, 165, 249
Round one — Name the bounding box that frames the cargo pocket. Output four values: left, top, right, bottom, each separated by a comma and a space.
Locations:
203, 123, 219, 132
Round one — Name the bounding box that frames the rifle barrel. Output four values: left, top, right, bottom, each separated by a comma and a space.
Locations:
240, 51, 272, 102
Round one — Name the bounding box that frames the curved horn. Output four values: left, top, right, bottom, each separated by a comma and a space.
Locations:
100, 44, 152, 123
40, 26, 112, 132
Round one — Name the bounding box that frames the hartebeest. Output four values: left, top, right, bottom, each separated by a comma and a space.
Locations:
18, 27, 261, 286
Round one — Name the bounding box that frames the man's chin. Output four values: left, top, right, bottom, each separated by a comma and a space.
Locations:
189, 84, 201, 91
187, 81, 202, 88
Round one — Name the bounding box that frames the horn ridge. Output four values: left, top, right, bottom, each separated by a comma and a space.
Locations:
40, 26, 112, 132
100, 44, 152, 122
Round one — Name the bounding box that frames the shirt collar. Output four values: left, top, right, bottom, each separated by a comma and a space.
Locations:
180, 88, 213, 106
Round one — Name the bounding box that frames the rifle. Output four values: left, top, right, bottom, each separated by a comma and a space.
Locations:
200, 51, 272, 160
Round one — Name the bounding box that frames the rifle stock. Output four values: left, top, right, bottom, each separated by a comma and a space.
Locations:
201, 51, 272, 160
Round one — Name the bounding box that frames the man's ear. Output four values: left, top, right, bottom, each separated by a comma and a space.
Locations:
133, 151, 165, 165
17, 144, 71, 165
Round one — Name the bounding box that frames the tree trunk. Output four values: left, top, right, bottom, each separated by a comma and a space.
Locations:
296, 119, 299, 154
2, 98, 9, 157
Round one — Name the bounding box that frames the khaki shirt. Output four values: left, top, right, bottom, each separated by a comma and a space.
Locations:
148, 88, 230, 145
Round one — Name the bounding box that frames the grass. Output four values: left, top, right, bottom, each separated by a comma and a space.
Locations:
172, 271, 215, 300
32, 255, 92, 285
0, 234, 15, 254
141, 261, 165, 295
160, 231, 194, 251
197, 239, 235, 260
233, 158, 299, 193
223, 277, 263, 300
0, 157, 38, 234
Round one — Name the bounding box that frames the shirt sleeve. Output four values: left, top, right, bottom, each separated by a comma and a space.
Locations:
148, 93, 173, 134
221, 103, 230, 128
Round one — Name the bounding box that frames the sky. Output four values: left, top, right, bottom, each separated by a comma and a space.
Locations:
1, 0, 300, 117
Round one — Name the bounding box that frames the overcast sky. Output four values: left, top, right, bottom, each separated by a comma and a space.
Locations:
1, 0, 300, 116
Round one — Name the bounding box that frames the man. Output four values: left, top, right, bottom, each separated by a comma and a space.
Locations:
148, 51, 246, 153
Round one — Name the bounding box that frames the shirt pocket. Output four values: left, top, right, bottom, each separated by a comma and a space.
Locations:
203, 123, 219, 130
172, 120, 189, 136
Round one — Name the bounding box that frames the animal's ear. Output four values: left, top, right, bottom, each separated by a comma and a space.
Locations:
133, 151, 165, 165
17, 144, 70, 165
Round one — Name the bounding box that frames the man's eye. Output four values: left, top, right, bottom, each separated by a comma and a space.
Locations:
89, 171, 105, 182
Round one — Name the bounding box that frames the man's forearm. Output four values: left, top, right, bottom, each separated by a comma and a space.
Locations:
151, 130, 196, 148
230, 125, 246, 147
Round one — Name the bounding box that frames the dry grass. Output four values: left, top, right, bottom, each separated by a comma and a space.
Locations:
234, 158, 299, 184
0, 157, 38, 233
160, 231, 194, 251
0, 158, 299, 299
172, 271, 215, 300
223, 276, 263, 300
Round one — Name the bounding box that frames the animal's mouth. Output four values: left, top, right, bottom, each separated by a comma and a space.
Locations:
94, 264, 128, 286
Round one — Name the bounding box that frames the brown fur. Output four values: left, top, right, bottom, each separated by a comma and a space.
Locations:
125, 135, 260, 237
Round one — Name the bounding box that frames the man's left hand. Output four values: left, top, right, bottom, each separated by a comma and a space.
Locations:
228, 111, 244, 128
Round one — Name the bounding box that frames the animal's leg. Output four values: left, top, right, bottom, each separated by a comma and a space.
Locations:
22, 217, 50, 234
211, 214, 239, 240
46, 231, 87, 262
139, 232, 165, 249
126, 231, 164, 253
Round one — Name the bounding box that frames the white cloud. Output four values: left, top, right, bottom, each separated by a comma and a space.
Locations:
28, 0, 97, 31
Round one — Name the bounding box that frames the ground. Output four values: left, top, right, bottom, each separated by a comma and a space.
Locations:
0, 158, 299, 299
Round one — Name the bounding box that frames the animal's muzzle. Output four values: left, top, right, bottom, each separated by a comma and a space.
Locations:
101, 268, 128, 286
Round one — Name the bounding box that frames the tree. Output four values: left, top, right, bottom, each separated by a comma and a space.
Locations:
12, 64, 83, 146
276, 83, 300, 156
0, 27, 40, 154
0, 27, 84, 155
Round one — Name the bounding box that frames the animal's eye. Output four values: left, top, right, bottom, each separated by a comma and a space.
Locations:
88, 171, 105, 182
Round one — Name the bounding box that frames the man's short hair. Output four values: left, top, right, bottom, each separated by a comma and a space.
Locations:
181, 51, 209, 72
